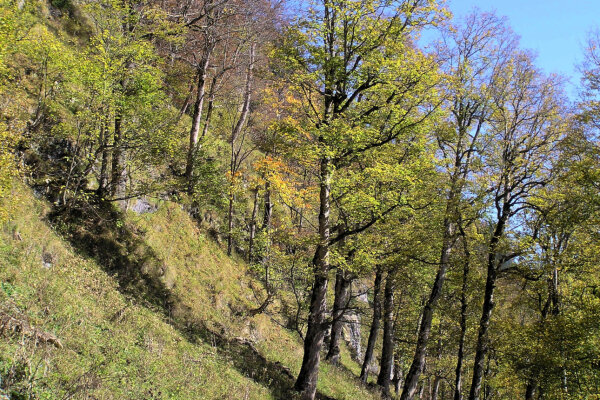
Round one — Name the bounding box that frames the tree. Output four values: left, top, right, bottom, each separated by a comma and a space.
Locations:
401, 12, 516, 400
360, 265, 384, 382
275, 1, 445, 397
377, 271, 396, 396
226, 42, 256, 255
165, 0, 277, 196
53, 0, 176, 205
468, 51, 565, 400
0, 0, 36, 220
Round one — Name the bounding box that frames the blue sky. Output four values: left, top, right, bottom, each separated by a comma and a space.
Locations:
288, 1, 599, 97
445, 0, 600, 96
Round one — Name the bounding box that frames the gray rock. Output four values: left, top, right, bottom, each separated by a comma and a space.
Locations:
343, 311, 363, 362
131, 198, 157, 214
42, 252, 54, 269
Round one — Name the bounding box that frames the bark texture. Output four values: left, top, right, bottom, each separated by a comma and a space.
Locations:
468, 207, 508, 400
401, 212, 455, 400
227, 44, 255, 256
326, 270, 352, 364
247, 188, 259, 261
377, 275, 396, 397
185, 53, 211, 194
360, 266, 384, 383
294, 158, 331, 400
454, 232, 470, 400
110, 112, 124, 198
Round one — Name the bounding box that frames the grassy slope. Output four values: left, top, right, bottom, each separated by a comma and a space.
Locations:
0, 184, 381, 399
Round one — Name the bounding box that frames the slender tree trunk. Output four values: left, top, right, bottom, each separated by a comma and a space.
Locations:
98, 117, 110, 197
247, 188, 259, 262
524, 272, 555, 400
231, 43, 255, 144
185, 53, 211, 195
263, 181, 272, 231
551, 267, 559, 316
469, 211, 508, 400
561, 367, 568, 395
430, 334, 443, 400
378, 275, 396, 397
483, 352, 493, 400
432, 377, 442, 400
556, 265, 568, 396
227, 192, 235, 256
294, 158, 331, 400
177, 80, 195, 122
258, 180, 273, 298
455, 233, 470, 400
200, 75, 217, 141
401, 211, 455, 400
469, 263, 497, 400
326, 270, 351, 364
110, 111, 124, 198
227, 44, 255, 256
249, 187, 274, 316
361, 266, 384, 383
261, 181, 273, 269
525, 265, 561, 399
394, 367, 403, 395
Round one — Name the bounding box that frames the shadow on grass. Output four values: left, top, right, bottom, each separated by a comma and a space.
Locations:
46, 197, 336, 400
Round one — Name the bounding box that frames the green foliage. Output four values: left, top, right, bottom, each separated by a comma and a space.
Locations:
50, 0, 72, 12
0, 0, 37, 222
4, 0, 600, 398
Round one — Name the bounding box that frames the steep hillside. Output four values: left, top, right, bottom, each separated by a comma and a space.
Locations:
0, 183, 380, 399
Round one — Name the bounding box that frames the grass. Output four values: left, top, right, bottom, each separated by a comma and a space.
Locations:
0, 184, 382, 399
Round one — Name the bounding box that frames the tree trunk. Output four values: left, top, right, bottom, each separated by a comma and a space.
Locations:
429, 333, 443, 400
261, 181, 273, 268
401, 214, 455, 400
263, 181, 272, 231
469, 262, 497, 400
230, 43, 255, 145
455, 234, 470, 400
177, 80, 195, 122
227, 44, 255, 256
525, 380, 536, 400
432, 377, 442, 400
525, 265, 560, 399
483, 352, 493, 400
110, 111, 124, 198
294, 158, 331, 400
200, 75, 217, 142
227, 192, 235, 256
185, 53, 211, 195
377, 275, 395, 397
469, 211, 508, 400
361, 266, 384, 383
326, 270, 352, 364
551, 267, 559, 316
98, 117, 110, 197
393, 367, 403, 395
247, 188, 259, 262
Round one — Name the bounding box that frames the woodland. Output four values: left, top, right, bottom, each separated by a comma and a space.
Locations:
1, 0, 600, 399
